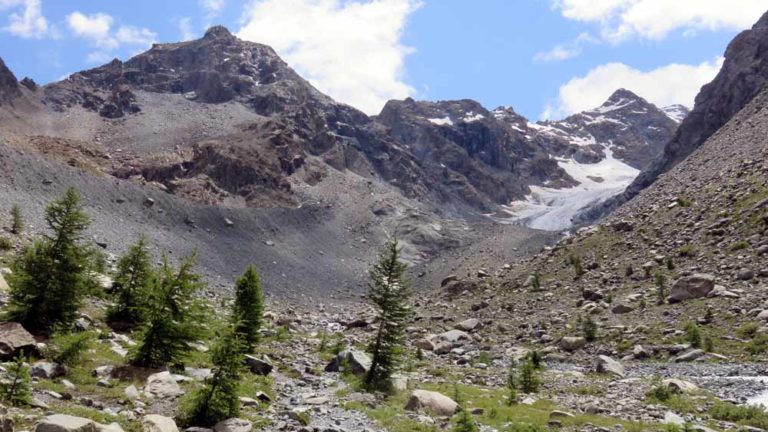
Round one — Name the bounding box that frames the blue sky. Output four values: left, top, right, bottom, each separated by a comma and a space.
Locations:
0, 1, 766, 119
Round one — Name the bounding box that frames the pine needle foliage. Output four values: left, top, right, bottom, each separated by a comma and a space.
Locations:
0, 354, 32, 406
6, 188, 93, 334
10, 204, 23, 235
131, 254, 207, 368
364, 239, 411, 392
181, 327, 244, 427
108, 236, 154, 327
232, 266, 265, 350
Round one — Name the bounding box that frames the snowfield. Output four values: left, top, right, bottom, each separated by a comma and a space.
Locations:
501, 147, 639, 231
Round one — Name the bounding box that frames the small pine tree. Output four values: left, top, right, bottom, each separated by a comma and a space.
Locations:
108, 236, 154, 326
181, 328, 244, 427
10, 204, 23, 235
654, 270, 666, 305
451, 385, 478, 432
666, 257, 675, 270
519, 359, 540, 394
527, 350, 543, 370
131, 255, 207, 368
364, 239, 411, 392
46, 331, 93, 366
582, 315, 598, 342
506, 360, 518, 405
0, 354, 32, 406
530, 272, 541, 291
6, 188, 93, 334
684, 321, 702, 348
232, 266, 265, 350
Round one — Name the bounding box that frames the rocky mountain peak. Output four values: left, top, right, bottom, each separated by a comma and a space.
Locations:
203, 25, 234, 40
0, 56, 21, 104
577, 9, 768, 224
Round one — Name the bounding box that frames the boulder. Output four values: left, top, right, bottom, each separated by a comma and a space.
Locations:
413, 338, 435, 351
140, 415, 179, 432
673, 349, 705, 363
633, 344, 650, 360
560, 337, 587, 352
324, 349, 371, 375
611, 303, 634, 314
244, 355, 273, 376
454, 318, 480, 332
0, 321, 36, 360
664, 411, 685, 426
33, 414, 122, 432
435, 329, 470, 344
669, 274, 715, 303
31, 361, 67, 379
404, 390, 459, 416
144, 371, 183, 399
213, 418, 252, 432
0, 273, 8, 292
662, 378, 698, 394
594, 355, 625, 377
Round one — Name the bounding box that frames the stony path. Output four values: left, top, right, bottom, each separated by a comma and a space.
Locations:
270, 371, 385, 432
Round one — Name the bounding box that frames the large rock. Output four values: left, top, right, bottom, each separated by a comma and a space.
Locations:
435, 329, 470, 344
404, 390, 459, 416
455, 318, 480, 332
0, 321, 36, 360
673, 349, 705, 363
33, 414, 123, 432
244, 355, 273, 376
31, 361, 67, 379
594, 355, 625, 377
213, 418, 252, 432
141, 415, 179, 432
668, 274, 715, 303
560, 336, 587, 352
144, 371, 183, 399
662, 378, 698, 394
324, 349, 371, 375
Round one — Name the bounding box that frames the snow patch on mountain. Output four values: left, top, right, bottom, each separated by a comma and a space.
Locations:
501, 147, 639, 230
662, 104, 690, 123
428, 116, 453, 126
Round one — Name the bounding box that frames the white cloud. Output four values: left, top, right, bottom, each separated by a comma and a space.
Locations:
237, 0, 421, 115
200, 0, 225, 22
541, 58, 724, 119
553, 0, 767, 42
534, 32, 596, 62
0, 0, 49, 38
67, 11, 157, 63
178, 17, 196, 40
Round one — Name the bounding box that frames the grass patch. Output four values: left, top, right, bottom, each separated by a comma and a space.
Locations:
710, 400, 768, 429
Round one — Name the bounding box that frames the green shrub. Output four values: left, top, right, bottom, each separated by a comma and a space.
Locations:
10, 204, 23, 235
45, 331, 93, 366
730, 241, 750, 251
233, 266, 265, 350
678, 244, 697, 257
747, 334, 768, 355
737, 322, 761, 339
683, 321, 702, 348
582, 315, 598, 342
710, 400, 768, 429
654, 271, 666, 305
519, 359, 540, 394
647, 379, 672, 402
0, 236, 12, 251
675, 197, 693, 207
567, 253, 584, 277
506, 361, 518, 405
666, 257, 675, 270
108, 236, 154, 327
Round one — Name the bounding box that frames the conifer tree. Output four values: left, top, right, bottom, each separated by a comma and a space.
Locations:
0, 354, 32, 406
132, 255, 207, 368
10, 204, 23, 235
519, 359, 540, 393
232, 266, 265, 350
451, 385, 478, 432
7, 188, 92, 333
506, 360, 518, 405
108, 236, 154, 326
364, 239, 411, 391
181, 327, 244, 427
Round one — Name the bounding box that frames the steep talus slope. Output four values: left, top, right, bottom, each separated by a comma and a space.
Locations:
421, 85, 768, 355
0, 57, 20, 104
579, 10, 768, 224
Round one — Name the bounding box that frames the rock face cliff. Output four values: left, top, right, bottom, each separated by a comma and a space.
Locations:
577, 10, 768, 224
0, 57, 20, 105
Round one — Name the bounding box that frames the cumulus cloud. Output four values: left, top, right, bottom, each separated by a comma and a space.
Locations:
200, 0, 225, 22
553, 0, 766, 42
237, 0, 421, 115
541, 58, 724, 119
0, 0, 49, 38
67, 11, 157, 63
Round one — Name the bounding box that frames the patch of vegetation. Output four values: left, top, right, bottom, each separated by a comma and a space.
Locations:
44, 331, 94, 366
581, 315, 598, 342
737, 322, 761, 339
572, 385, 605, 396
678, 244, 697, 257
710, 400, 768, 429
0, 354, 32, 406
0, 236, 12, 251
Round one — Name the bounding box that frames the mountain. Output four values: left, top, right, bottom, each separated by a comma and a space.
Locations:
577, 10, 768, 224
0, 57, 20, 104
0, 26, 680, 298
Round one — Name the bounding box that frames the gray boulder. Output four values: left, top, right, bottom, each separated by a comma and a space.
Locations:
594, 355, 624, 377
244, 355, 273, 376
31, 361, 67, 379
140, 415, 179, 432
144, 371, 183, 399
560, 336, 587, 352
0, 321, 36, 360
324, 349, 372, 375
213, 418, 252, 432
669, 274, 715, 303
404, 390, 459, 416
